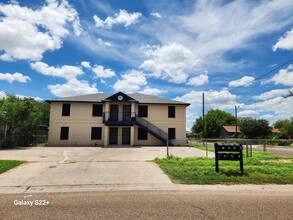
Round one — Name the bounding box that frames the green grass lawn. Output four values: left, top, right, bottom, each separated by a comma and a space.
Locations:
0, 160, 23, 174
154, 151, 293, 184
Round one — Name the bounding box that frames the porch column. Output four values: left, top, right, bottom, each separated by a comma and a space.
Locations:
130, 126, 135, 146
131, 101, 136, 117
130, 102, 136, 146
104, 126, 109, 147
105, 102, 110, 120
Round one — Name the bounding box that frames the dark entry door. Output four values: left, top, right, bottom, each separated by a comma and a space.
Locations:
123, 105, 131, 121
110, 105, 118, 121
109, 127, 118, 144
122, 128, 130, 145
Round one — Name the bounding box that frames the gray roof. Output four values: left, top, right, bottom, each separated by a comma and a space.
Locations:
46, 92, 190, 106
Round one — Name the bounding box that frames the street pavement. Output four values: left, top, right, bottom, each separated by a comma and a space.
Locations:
0, 146, 214, 194
1, 190, 293, 220
1, 146, 293, 219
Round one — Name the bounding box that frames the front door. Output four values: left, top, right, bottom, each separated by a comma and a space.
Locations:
122, 128, 130, 145
110, 105, 118, 121
109, 127, 118, 144
123, 105, 131, 121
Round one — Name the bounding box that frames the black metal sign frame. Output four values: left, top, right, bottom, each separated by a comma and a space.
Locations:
215, 143, 244, 173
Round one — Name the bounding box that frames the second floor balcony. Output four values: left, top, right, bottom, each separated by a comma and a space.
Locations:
102, 112, 136, 126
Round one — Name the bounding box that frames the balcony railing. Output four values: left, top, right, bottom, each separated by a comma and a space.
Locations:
103, 112, 136, 123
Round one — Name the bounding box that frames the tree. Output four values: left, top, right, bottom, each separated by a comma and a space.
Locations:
283, 90, 293, 98
273, 119, 291, 139
192, 116, 203, 134
0, 95, 50, 148
273, 119, 293, 138
204, 109, 235, 138
239, 117, 271, 139
274, 117, 293, 138
192, 109, 235, 138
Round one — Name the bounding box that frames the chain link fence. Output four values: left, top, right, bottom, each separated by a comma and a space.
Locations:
189, 138, 293, 157
0, 135, 48, 149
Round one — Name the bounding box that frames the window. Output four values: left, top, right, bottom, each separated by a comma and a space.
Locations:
62, 103, 70, 116
138, 128, 148, 140
168, 106, 175, 118
60, 127, 69, 140
138, 106, 148, 117
92, 104, 103, 116
91, 127, 102, 140
168, 128, 176, 140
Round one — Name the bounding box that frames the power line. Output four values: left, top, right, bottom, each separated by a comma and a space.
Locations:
229, 57, 293, 93
206, 57, 293, 100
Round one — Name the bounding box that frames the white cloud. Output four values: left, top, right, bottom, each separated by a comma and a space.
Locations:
93, 9, 142, 28
97, 38, 112, 47
175, 89, 241, 129
268, 65, 293, 86
244, 96, 293, 124
151, 12, 161, 18
30, 62, 83, 79
93, 15, 105, 28
80, 61, 116, 78
273, 28, 293, 51
136, 0, 293, 74
81, 61, 91, 68
140, 43, 198, 83
92, 65, 116, 78
175, 90, 238, 110
15, 94, 43, 101
179, 0, 293, 57
238, 110, 259, 118
228, 76, 255, 87
0, 72, 31, 83
253, 88, 292, 100
140, 87, 166, 96
0, 0, 81, 61
187, 72, 209, 86
113, 70, 147, 93
0, 91, 7, 99
48, 78, 98, 97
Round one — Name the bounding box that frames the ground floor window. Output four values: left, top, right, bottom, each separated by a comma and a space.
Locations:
60, 127, 69, 140
91, 127, 102, 140
138, 128, 148, 140
168, 128, 176, 140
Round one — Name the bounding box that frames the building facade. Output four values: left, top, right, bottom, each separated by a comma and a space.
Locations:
46, 92, 190, 146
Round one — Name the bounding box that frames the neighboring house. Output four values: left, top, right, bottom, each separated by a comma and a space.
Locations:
46, 92, 190, 146
219, 126, 240, 138
219, 126, 280, 139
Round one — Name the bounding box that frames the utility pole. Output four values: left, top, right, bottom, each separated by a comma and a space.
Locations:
202, 93, 205, 138
235, 106, 240, 138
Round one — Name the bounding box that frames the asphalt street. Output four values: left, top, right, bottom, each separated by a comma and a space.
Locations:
1, 190, 293, 220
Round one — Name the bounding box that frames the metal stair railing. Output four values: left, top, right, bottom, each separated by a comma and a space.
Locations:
135, 114, 172, 145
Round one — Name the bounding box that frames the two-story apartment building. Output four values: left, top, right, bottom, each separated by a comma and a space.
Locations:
46, 92, 190, 147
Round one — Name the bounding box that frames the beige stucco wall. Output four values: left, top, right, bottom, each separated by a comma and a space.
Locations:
48, 102, 187, 146
48, 102, 105, 146
136, 104, 186, 144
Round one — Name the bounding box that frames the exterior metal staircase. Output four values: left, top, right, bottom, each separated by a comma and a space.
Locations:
135, 115, 174, 146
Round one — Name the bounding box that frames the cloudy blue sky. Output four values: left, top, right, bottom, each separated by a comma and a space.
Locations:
0, 0, 293, 129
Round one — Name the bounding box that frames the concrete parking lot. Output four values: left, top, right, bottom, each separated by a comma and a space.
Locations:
0, 146, 213, 193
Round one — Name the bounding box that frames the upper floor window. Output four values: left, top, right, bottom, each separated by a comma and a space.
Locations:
92, 104, 103, 117
138, 105, 148, 117
62, 103, 70, 116
168, 106, 175, 118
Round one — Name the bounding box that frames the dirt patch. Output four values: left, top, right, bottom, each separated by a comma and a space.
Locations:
261, 159, 292, 163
